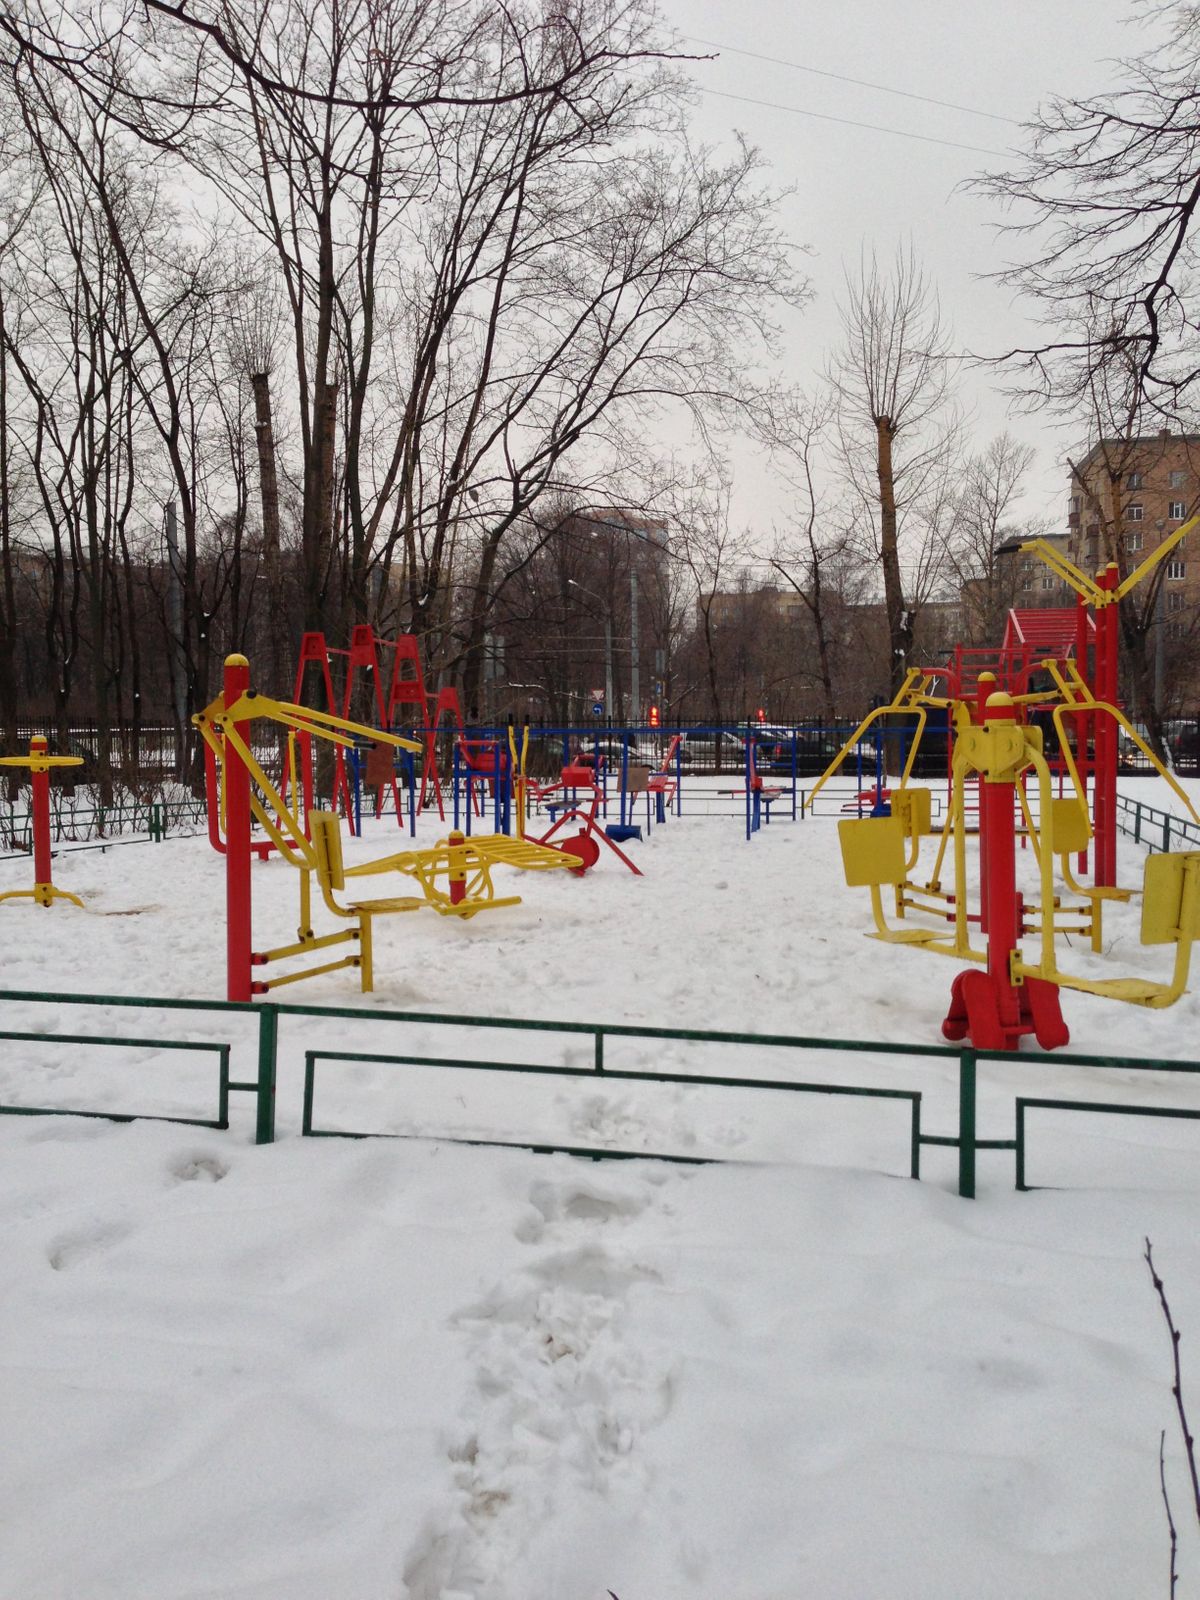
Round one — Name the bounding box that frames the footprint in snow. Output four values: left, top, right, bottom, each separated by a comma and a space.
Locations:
47, 1219, 132, 1271
166, 1150, 229, 1184
514, 1174, 651, 1242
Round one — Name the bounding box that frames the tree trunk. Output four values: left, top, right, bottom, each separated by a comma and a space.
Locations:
876, 416, 910, 698
0, 286, 18, 797
250, 369, 286, 696
303, 373, 338, 635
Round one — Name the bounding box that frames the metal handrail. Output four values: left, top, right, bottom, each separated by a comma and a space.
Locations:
1115, 791, 1200, 854
0, 986, 1197, 1197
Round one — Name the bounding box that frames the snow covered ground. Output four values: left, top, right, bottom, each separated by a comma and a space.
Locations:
1, 782, 1199, 1598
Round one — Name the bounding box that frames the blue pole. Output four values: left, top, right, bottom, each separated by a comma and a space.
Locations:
791, 728, 798, 820
452, 743, 461, 830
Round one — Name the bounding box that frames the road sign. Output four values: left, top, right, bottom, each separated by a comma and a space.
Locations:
590, 687, 605, 700
592, 702, 604, 717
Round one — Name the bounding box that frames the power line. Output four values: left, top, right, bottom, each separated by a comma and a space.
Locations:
698, 87, 1012, 158
684, 36, 1021, 126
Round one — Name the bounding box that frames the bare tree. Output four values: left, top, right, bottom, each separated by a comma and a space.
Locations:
227, 274, 288, 693
0, 95, 40, 773
978, 5, 1200, 420
829, 246, 957, 696
758, 394, 841, 719
0, 0, 795, 767
938, 433, 1046, 647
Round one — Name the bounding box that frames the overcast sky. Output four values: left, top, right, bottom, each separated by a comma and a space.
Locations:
661, 0, 1145, 546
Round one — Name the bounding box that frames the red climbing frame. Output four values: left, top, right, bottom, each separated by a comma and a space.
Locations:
290, 627, 465, 830
381, 635, 463, 820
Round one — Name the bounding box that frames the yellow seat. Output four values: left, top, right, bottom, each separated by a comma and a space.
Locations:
1142, 851, 1200, 945
310, 810, 426, 991
1050, 796, 1091, 858
838, 816, 906, 888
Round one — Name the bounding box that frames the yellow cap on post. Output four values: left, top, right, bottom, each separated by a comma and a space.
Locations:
984, 691, 1017, 719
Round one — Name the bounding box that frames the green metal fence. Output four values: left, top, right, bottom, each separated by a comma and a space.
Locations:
1115, 792, 1200, 854
0, 1028, 231, 1129
1, 794, 208, 852
0, 987, 1199, 1197
301, 1041, 925, 1173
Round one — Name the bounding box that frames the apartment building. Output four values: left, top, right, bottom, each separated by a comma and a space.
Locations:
1068, 432, 1200, 640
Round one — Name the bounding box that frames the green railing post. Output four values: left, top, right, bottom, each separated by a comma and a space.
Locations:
909, 1094, 922, 1179
594, 1030, 605, 1074
149, 802, 162, 843
1165, 815, 1171, 853
1015, 1100, 1026, 1190
958, 1049, 977, 1199
256, 1004, 278, 1145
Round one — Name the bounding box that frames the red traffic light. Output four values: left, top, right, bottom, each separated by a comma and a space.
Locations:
756, 707, 766, 722
649, 705, 660, 727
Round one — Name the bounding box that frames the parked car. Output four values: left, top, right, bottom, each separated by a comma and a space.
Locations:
676, 730, 733, 772
738, 728, 793, 773
569, 737, 635, 772
1171, 723, 1200, 774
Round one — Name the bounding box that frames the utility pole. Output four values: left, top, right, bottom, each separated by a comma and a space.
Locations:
630, 567, 640, 723
603, 613, 614, 723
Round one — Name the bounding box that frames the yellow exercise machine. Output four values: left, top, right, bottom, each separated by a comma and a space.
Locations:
813, 514, 1200, 1050
196, 654, 580, 998
0, 738, 85, 909
830, 685, 1200, 1051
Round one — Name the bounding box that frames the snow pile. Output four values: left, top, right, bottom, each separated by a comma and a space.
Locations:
0, 784, 1198, 1595
0, 1124, 1196, 1598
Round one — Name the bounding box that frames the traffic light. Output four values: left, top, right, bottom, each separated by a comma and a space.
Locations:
756, 707, 766, 722
649, 704, 660, 728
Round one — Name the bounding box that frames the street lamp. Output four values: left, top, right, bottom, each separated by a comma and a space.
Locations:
567, 578, 614, 717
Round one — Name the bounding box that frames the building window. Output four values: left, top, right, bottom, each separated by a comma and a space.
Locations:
1171, 469, 1188, 490
1168, 592, 1185, 612
1127, 529, 1143, 552
1040, 575, 1055, 590
1126, 503, 1144, 521
1069, 495, 1081, 513
1128, 471, 1144, 489
1167, 559, 1186, 579
1167, 622, 1186, 641
1170, 500, 1187, 519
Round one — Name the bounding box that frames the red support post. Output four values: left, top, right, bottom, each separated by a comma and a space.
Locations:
1094, 564, 1120, 888
448, 830, 467, 904
941, 692, 1068, 1054
975, 671, 996, 932
223, 654, 253, 1003
29, 737, 52, 905
980, 698, 1020, 1040
1074, 590, 1091, 876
